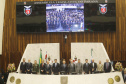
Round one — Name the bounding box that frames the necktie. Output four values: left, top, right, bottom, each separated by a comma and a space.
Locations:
42, 64, 43, 67
55, 63, 57, 67
64, 64, 65, 68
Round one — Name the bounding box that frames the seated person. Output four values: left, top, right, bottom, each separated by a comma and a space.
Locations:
26, 59, 32, 74
20, 58, 27, 73
68, 60, 75, 74
97, 60, 104, 73
40, 60, 46, 74
45, 61, 51, 75
52, 59, 60, 75
60, 60, 68, 75
32, 60, 39, 74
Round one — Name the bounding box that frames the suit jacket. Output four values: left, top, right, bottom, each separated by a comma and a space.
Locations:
68, 63, 75, 73
40, 63, 46, 74
45, 64, 51, 74
104, 62, 111, 72
83, 63, 90, 74
52, 63, 60, 73
26, 63, 32, 71
0, 77, 4, 84
122, 70, 125, 82
60, 64, 68, 74
97, 64, 104, 72
20, 62, 26, 73
75, 63, 83, 74
90, 62, 97, 73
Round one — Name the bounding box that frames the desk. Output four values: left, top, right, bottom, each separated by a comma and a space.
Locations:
7, 72, 124, 84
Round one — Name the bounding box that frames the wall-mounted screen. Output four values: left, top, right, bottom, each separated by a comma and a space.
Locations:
16, 0, 116, 33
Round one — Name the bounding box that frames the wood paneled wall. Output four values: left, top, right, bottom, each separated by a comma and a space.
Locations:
0, 0, 126, 72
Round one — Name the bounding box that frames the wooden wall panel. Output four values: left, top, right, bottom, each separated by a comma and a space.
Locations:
0, 0, 126, 72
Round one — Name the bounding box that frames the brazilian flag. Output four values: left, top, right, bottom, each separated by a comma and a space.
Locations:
39, 49, 42, 67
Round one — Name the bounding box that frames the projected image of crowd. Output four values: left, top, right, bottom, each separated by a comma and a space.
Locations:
46, 4, 84, 32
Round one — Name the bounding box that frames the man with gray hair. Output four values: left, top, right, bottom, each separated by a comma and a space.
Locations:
90, 59, 97, 74
45, 61, 51, 75
26, 59, 32, 74
97, 60, 104, 73
104, 59, 111, 73
75, 59, 83, 74
68, 60, 75, 74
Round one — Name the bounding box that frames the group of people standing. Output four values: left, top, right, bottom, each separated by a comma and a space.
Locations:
20, 57, 112, 75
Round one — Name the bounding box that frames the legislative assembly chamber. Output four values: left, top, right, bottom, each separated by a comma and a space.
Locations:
0, 0, 126, 84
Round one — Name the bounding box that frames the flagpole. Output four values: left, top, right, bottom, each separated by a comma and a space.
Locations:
91, 48, 93, 63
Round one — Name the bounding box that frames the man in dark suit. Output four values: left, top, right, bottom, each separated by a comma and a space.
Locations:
26, 59, 32, 74
83, 59, 90, 74
20, 58, 27, 73
52, 59, 60, 75
40, 60, 46, 74
104, 59, 111, 73
90, 59, 97, 74
45, 61, 51, 75
122, 68, 126, 83
0, 75, 4, 84
60, 60, 68, 75
68, 60, 75, 74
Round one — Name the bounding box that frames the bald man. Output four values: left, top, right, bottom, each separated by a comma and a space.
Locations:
97, 60, 104, 73
60, 60, 68, 75
26, 59, 32, 74
45, 61, 51, 75
104, 59, 111, 73
68, 60, 75, 74
90, 59, 97, 74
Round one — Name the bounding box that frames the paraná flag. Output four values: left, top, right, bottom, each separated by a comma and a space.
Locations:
45, 51, 47, 62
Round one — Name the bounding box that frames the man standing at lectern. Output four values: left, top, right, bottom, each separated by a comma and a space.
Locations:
52, 59, 60, 75
90, 59, 97, 74
104, 59, 111, 73
26, 59, 32, 74
20, 58, 26, 73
